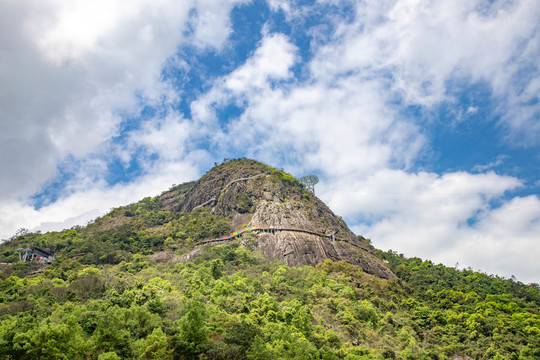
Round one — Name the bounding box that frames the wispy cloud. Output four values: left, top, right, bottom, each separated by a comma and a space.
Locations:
472, 154, 508, 172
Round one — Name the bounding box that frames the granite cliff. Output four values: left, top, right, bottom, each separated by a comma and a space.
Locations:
161, 159, 394, 279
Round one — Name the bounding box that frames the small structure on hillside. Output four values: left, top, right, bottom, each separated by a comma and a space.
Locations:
299, 175, 319, 194
16, 246, 55, 263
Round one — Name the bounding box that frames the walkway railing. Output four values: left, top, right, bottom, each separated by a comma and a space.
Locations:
194, 226, 352, 245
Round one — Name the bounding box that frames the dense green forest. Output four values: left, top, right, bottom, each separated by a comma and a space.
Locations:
1, 231, 539, 358
1, 165, 539, 359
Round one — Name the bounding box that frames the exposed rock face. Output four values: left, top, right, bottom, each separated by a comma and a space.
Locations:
172, 159, 395, 279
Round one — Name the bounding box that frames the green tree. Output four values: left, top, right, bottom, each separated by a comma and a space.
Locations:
224, 320, 260, 351
12, 320, 90, 360
135, 327, 172, 360
174, 298, 209, 356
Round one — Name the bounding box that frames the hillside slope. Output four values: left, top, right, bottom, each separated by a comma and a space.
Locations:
0, 159, 539, 359
52, 159, 393, 278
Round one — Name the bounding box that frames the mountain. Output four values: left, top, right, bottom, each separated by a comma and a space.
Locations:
90, 159, 393, 278
176, 159, 393, 278
0, 158, 539, 360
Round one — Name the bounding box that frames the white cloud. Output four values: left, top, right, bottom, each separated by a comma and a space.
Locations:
191, 0, 249, 49
442, 195, 540, 284
192, 30, 423, 177
310, 0, 540, 139
334, 169, 540, 283
472, 154, 508, 172
190, 32, 298, 133
226, 33, 297, 90
0, 0, 244, 238
466, 106, 479, 115
131, 113, 193, 162
267, 0, 291, 13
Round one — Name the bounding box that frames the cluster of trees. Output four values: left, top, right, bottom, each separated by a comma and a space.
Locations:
1, 239, 539, 359
1, 207, 233, 268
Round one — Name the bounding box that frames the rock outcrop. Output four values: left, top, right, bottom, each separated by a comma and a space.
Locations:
171, 159, 395, 279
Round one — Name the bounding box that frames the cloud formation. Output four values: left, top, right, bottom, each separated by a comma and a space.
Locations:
0, 0, 242, 237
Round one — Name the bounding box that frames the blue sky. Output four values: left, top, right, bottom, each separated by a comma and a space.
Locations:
1, 0, 539, 283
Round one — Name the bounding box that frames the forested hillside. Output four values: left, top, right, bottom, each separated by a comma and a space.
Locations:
1, 240, 539, 359
1, 159, 539, 359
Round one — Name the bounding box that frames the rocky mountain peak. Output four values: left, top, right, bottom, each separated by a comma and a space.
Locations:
170, 159, 394, 279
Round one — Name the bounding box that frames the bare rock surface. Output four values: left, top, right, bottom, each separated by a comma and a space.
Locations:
168, 159, 395, 279
149, 251, 182, 264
